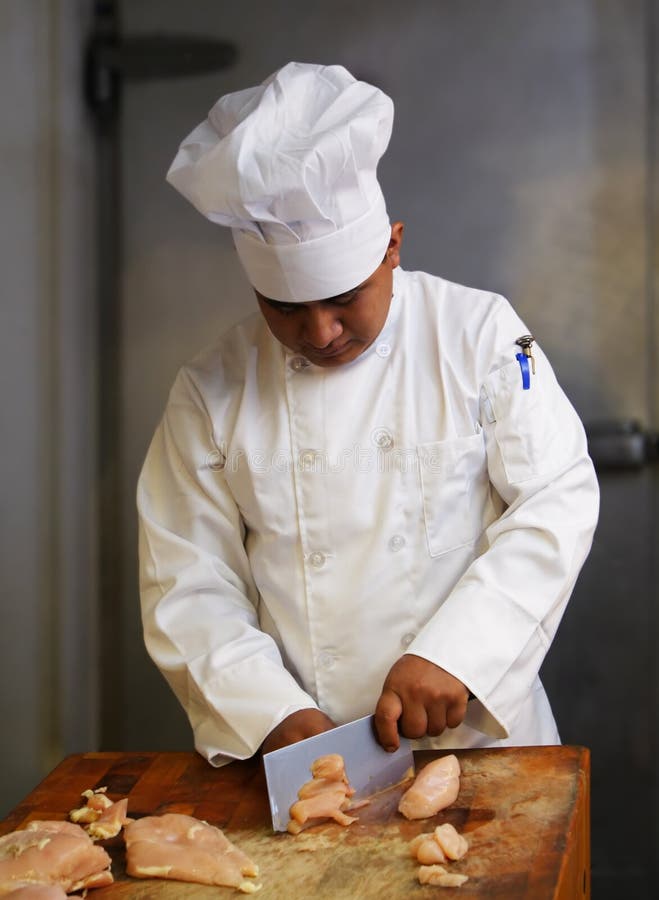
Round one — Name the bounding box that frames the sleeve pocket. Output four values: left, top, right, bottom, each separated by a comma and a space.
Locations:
417, 431, 489, 557
483, 359, 562, 484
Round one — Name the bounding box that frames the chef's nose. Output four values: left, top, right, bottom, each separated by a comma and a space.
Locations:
303, 305, 343, 348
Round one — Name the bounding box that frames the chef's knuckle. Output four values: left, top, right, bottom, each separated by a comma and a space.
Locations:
401, 722, 426, 740
378, 706, 399, 725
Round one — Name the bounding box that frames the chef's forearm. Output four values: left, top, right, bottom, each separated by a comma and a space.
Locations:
138, 380, 320, 763
139, 520, 321, 763
189, 657, 322, 765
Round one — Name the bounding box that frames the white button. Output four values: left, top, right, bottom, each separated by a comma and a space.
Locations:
389, 534, 406, 552
299, 449, 327, 473
206, 449, 226, 471
309, 551, 326, 568
372, 427, 394, 450
376, 342, 391, 358
290, 356, 309, 371
318, 651, 335, 669
401, 632, 416, 648
299, 450, 316, 469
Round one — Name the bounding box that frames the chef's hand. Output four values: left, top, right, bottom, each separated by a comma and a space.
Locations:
375, 654, 469, 752
261, 708, 337, 756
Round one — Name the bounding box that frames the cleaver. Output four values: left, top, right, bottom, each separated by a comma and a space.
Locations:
263, 714, 415, 831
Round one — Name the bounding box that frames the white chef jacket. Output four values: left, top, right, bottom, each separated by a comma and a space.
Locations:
137, 267, 599, 765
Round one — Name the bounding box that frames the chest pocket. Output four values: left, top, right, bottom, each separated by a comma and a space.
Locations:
417, 431, 489, 557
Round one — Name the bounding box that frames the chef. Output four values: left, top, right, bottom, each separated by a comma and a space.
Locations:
137, 62, 599, 766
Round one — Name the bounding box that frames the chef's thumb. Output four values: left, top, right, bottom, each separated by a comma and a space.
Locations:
374, 689, 403, 752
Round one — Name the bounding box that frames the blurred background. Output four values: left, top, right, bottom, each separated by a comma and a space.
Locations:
1, 1, 658, 896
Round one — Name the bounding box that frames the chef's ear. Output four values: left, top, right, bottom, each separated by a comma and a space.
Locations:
385, 221, 404, 268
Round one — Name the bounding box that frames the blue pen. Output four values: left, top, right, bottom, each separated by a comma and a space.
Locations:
515, 334, 536, 390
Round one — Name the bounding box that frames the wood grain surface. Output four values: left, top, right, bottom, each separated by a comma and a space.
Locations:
0, 747, 590, 899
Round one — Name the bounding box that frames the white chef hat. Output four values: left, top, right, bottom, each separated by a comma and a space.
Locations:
166, 61, 393, 302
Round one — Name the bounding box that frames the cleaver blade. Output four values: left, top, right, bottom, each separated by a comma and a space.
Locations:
263, 714, 415, 832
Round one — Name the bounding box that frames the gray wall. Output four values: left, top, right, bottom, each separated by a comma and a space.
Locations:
0, 0, 97, 811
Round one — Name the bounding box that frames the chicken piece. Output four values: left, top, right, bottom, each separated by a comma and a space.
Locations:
124, 813, 260, 894
408, 834, 428, 857
86, 798, 130, 840
308, 755, 349, 781
69, 787, 113, 824
398, 754, 461, 820
2, 885, 68, 899
288, 788, 358, 834
433, 823, 468, 860
418, 865, 468, 887
0, 820, 113, 895
418, 864, 448, 884
410, 822, 468, 864
415, 837, 447, 865
69, 787, 130, 840
287, 754, 358, 835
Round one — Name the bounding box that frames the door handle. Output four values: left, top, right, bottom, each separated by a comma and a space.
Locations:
586, 421, 659, 470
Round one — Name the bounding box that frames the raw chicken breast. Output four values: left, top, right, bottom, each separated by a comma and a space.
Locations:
0, 820, 112, 895
124, 813, 260, 894
287, 754, 358, 835
2, 885, 68, 898
398, 754, 461, 820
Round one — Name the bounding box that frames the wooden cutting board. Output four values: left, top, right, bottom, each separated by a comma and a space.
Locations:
0, 746, 589, 899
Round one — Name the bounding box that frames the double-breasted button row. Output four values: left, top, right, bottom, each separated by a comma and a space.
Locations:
290, 356, 310, 372
299, 449, 324, 470
308, 551, 326, 568
372, 427, 394, 450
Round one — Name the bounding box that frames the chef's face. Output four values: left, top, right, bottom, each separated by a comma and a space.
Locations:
256, 222, 404, 368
